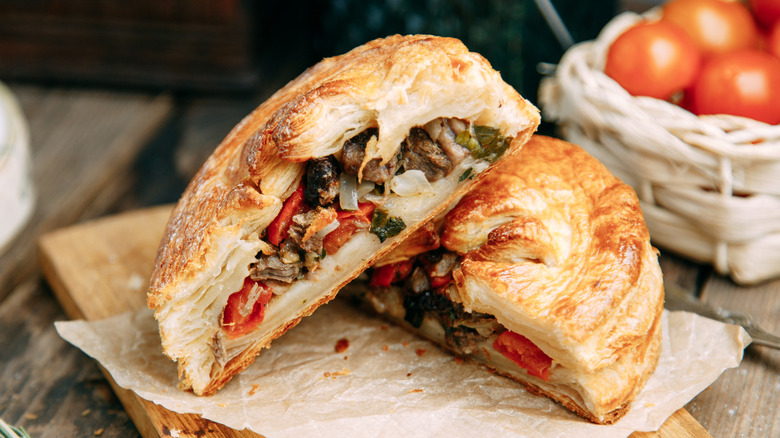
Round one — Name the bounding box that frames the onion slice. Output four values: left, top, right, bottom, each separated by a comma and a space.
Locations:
339, 172, 359, 210
357, 180, 375, 200
316, 219, 340, 239
388, 170, 434, 197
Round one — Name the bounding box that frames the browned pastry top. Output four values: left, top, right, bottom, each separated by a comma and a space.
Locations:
442, 135, 663, 373
148, 35, 538, 308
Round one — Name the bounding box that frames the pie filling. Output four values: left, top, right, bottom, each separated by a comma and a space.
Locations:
357, 245, 554, 381
218, 118, 514, 339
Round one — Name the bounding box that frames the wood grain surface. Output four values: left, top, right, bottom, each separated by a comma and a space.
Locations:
0, 86, 173, 304
659, 259, 780, 436
0, 86, 174, 437
37, 205, 708, 438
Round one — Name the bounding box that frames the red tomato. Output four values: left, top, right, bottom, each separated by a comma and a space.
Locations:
749, 0, 780, 29
768, 21, 780, 58
691, 49, 780, 124
604, 21, 702, 100
221, 278, 274, 339
662, 0, 760, 57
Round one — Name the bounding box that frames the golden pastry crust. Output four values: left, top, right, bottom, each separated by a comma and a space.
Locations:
443, 135, 663, 376
146, 34, 540, 395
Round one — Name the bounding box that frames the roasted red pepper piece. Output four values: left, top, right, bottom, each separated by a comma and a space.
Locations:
493, 330, 552, 381
369, 260, 414, 288
267, 184, 305, 246
335, 201, 375, 221
428, 272, 452, 289
221, 277, 274, 340
323, 202, 376, 255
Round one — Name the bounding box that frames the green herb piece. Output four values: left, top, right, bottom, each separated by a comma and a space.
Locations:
455, 130, 480, 152
458, 167, 473, 182
370, 210, 407, 242
474, 125, 500, 147
455, 125, 512, 163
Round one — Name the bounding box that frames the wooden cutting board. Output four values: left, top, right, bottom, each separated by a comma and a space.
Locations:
38, 206, 711, 438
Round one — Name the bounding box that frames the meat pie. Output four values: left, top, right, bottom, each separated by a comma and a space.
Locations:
347, 135, 664, 424
147, 35, 540, 396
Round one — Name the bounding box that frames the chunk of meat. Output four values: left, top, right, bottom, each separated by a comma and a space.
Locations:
423, 118, 469, 165
402, 288, 451, 328
304, 156, 340, 207
341, 128, 397, 183
289, 207, 336, 251
286, 209, 331, 271
250, 254, 302, 283
401, 127, 453, 182
445, 326, 487, 355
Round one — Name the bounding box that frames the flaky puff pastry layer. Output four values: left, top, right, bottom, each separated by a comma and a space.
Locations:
146, 35, 539, 395
443, 135, 664, 375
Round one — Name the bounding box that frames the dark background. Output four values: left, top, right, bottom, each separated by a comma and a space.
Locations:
0, 0, 627, 105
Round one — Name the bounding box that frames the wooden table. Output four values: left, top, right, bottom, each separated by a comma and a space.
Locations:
0, 83, 777, 437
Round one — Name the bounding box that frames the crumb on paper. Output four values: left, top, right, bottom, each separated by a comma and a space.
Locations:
335, 338, 350, 353
382, 345, 389, 351
409, 389, 424, 394
24, 413, 37, 420
402, 341, 408, 347
344, 355, 348, 360
323, 368, 351, 379
415, 348, 427, 357
407, 372, 413, 377
645, 403, 656, 407
94, 428, 104, 436
249, 384, 260, 396
81, 409, 91, 416
217, 402, 229, 407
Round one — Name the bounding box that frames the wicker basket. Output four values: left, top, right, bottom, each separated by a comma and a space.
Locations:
539, 11, 780, 285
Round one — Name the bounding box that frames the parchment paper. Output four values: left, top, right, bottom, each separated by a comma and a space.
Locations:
55, 299, 750, 438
